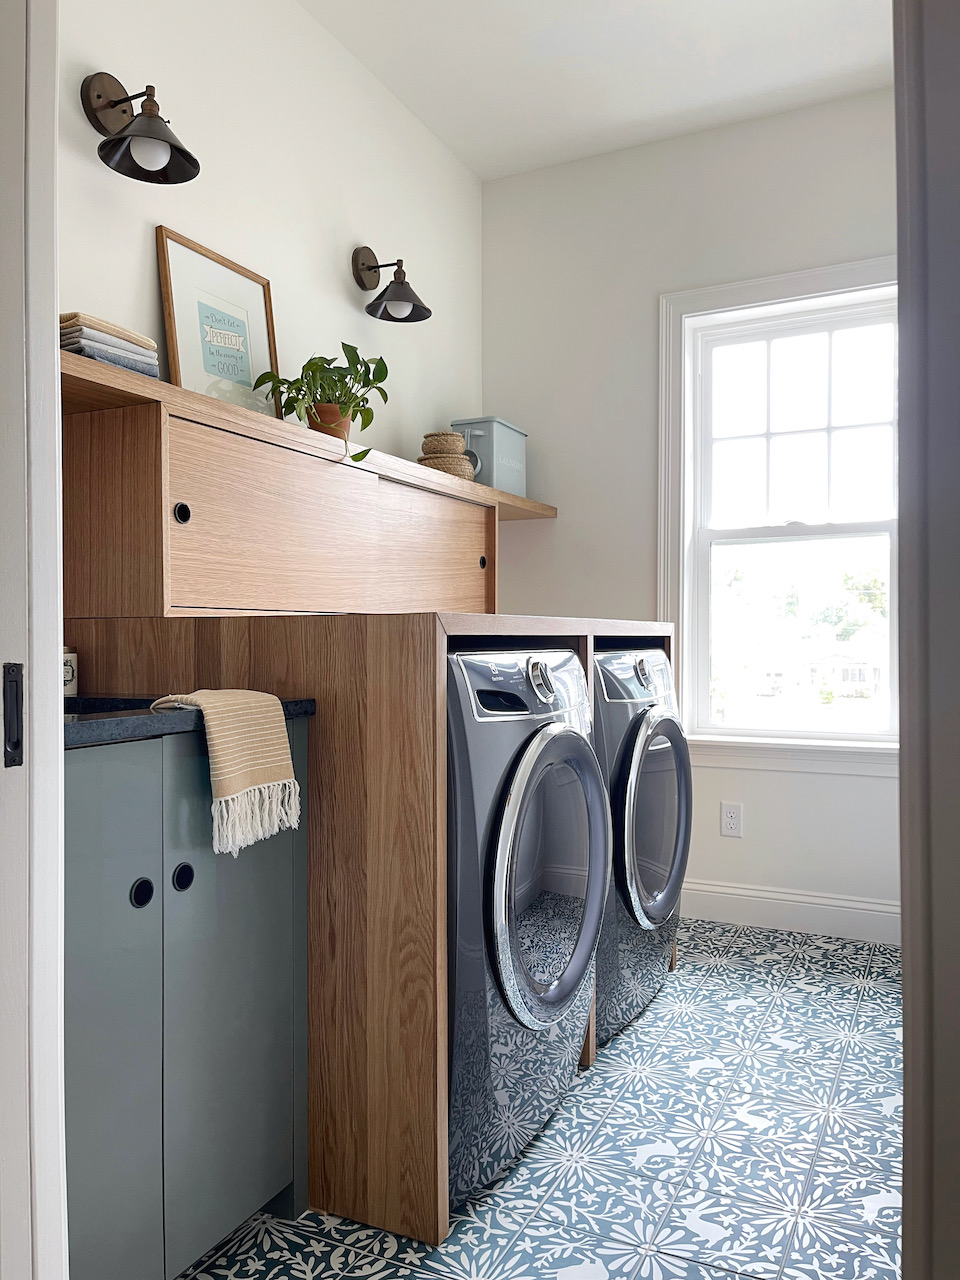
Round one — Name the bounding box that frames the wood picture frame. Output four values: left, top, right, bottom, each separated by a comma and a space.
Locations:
156, 226, 280, 418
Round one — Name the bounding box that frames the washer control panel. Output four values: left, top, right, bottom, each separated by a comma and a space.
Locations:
454, 649, 588, 721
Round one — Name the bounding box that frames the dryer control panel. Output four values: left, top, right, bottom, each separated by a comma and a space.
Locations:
595, 649, 678, 714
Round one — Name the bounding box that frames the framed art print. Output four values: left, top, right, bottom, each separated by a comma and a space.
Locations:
156, 226, 279, 416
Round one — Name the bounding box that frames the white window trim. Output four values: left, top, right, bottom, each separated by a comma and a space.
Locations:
658, 257, 899, 774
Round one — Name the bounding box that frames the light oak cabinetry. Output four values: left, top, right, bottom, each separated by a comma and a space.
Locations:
67, 613, 673, 1247
61, 351, 554, 618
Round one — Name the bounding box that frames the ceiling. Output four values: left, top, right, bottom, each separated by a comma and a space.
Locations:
298, 0, 893, 180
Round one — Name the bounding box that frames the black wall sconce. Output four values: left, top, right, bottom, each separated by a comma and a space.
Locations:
351, 247, 432, 322
80, 72, 199, 184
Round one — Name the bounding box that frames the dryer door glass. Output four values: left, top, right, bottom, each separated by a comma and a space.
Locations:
492, 725, 611, 1030
620, 712, 692, 928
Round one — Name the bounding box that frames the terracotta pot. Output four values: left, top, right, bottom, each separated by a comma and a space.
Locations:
309, 403, 352, 441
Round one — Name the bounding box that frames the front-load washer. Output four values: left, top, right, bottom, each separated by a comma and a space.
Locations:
592, 649, 692, 1046
447, 649, 611, 1209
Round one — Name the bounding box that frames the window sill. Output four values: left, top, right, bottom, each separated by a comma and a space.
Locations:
687, 735, 899, 778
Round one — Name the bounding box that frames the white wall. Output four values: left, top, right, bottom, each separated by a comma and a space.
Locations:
483, 91, 900, 942
57, 0, 482, 459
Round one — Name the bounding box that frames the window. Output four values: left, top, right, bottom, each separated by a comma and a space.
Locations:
661, 270, 898, 745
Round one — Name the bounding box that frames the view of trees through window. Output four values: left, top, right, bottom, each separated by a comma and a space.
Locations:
700, 304, 897, 738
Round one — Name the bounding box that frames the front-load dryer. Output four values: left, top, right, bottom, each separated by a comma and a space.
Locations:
447, 649, 611, 1209
592, 649, 692, 1046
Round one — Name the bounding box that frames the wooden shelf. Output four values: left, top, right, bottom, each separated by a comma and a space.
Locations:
60, 352, 557, 523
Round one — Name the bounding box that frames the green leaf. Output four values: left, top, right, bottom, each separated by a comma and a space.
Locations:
359, 407, 373, 431
372, 356, 387, 383
350, 447, 371, 462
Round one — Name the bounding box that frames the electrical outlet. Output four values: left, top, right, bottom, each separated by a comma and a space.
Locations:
720, 801, 744, 838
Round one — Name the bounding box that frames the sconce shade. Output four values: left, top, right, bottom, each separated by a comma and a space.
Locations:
364, 276, 432, 323
81, 73, 199, 185
98, 112, 200, 184
352, 246, 431, 322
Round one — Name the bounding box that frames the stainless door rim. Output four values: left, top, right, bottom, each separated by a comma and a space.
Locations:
622, 707, 692, 930
491, 722, 612, 1031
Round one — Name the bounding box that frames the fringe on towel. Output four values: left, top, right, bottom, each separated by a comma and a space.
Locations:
212, 778, 301, 857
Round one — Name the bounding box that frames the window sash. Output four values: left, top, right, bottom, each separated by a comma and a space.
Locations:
691, 522, 899, 742
687, 296, 899, 744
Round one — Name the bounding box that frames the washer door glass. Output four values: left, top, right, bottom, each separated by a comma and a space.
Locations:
619, 711, 692, 928
492, 724, 611, 1030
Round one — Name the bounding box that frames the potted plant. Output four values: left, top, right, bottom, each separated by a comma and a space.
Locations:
254, 343, 388, 461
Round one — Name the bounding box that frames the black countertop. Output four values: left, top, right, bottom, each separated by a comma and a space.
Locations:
64, 697, 315, 749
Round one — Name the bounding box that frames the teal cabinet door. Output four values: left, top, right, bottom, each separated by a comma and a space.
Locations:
64, 740, 165, 1280
161, 731, 295, 1280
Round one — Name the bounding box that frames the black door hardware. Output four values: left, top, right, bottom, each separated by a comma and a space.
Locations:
3, 662, 23, 767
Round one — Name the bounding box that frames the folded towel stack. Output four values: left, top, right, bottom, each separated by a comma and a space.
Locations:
60, 311, 160, 378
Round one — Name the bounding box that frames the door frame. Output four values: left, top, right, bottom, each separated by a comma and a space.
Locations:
895, 2, 960, 1275
0, 1, 66, 1277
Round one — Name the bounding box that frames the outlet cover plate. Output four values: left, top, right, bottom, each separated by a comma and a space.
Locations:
720, 801, 744, 838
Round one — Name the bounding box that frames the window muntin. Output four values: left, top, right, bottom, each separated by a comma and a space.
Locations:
692, 295, 897, 742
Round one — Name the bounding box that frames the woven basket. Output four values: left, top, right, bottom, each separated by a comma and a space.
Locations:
418, 453, 475, 482
420, 431, 466, 457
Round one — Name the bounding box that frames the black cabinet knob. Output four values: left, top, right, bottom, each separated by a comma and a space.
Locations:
173, 502, 192, 524
130, 877, 154, 908
479, 555, 487, 569
172, 862, 195, 892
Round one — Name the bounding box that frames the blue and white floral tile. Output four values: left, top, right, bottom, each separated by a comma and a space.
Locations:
640, 1037, 751, 1089
803, 1156, 902, 1233
528, 1170, 676, 1243
179, 921, 902, 1280
732, 1056, 841, 1111
782, 1208, 901, 1280
686, 976, 781, 1016
681, 1137, 817, 1209
714, 1089, 828, 1146
491, 1223, 649, 1279
652, 1187, 796, 1279
830, 1074, 903, 1127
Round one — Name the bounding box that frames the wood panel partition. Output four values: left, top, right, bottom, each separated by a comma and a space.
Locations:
66, 612, 673, 1244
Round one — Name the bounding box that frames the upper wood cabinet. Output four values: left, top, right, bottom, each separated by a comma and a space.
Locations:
61, 353, 555, 618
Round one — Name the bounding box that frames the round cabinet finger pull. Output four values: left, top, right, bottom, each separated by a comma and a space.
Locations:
479, 555, 487, 569
173, 502, 192, 524
172, 862, 195, 892
130, 877, 154, 908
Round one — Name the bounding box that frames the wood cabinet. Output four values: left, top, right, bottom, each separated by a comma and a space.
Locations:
64, 722, 308, 1280
67, 613, 673, 1247
61, 352, 553, 618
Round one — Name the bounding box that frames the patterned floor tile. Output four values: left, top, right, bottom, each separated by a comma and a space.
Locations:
492, 1223, 649, 1278
530, 1171, 676, 1242
653, 1188, 796, 1279
181, 922, 903, 1280
782, 1209, 900, 1279
682, 1136, 817, 1208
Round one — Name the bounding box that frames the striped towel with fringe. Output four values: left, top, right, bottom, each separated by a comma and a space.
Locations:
150, 690, 300, 856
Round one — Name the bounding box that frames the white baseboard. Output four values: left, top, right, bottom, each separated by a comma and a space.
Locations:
681, 877, 901, 945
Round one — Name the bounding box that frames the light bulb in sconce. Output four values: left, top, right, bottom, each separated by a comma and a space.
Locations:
385, 299, 414, 320
80, 73, 200, 184
128, 135, 172, 171
352, 247, 432, 322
